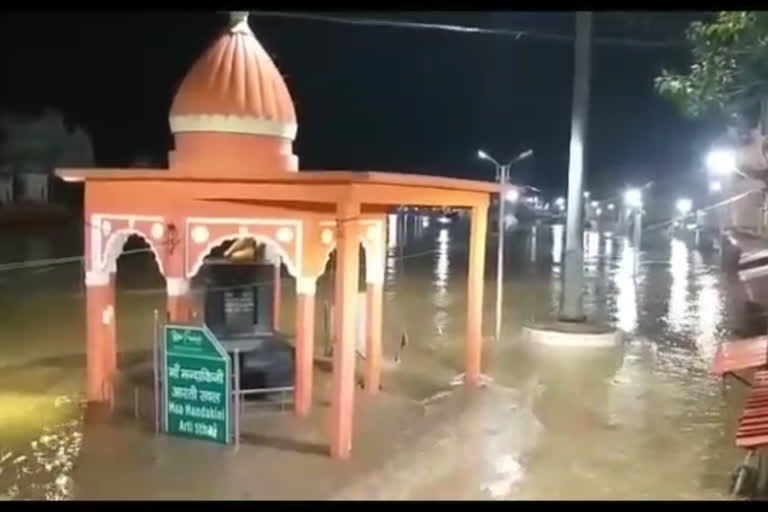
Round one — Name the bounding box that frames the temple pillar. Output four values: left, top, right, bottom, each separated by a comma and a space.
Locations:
85, 270, 117, 404
363, 218, 386, 394
167, 277, 192, 323
465, 203, 488, 386
273, 260, 282, 330
330, 200, 360, 459
294, 277, 316, 417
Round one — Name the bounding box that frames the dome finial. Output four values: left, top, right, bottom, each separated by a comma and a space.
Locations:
229, 11, 249, 26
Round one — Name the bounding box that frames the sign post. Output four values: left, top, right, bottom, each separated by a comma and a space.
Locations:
164, 325, 231, 445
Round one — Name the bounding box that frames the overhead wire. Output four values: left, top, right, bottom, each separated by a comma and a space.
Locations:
251, 11, 689, 49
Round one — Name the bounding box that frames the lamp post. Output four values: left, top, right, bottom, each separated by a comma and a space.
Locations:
477, 148, 533, 341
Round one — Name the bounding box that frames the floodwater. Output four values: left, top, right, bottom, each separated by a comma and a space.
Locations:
0, 215, 754, 500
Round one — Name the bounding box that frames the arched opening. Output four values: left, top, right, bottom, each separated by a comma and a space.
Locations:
189, 237, 297, 400
88, 230, 167, 410
314, 243, 371, 389
104, 232, 166, 361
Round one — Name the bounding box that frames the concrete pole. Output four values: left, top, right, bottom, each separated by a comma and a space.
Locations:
559, 11, 592, 322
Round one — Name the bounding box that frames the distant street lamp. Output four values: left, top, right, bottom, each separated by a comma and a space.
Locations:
706, 148, 744, 178
505, 188, 521, 203
676, 197, 692, 216
624, 188, 643, 210
477, 147, 534, 341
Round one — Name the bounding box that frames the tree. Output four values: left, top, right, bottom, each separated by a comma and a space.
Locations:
655, 11, 768, 131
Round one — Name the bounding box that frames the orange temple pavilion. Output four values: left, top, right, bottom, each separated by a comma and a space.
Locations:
57, 11, 497, 459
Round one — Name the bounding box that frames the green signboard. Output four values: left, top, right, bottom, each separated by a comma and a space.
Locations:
164, 325, 231, 445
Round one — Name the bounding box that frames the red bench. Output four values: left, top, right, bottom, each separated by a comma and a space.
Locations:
711, 337, 768, 383
713, 338, 768, 497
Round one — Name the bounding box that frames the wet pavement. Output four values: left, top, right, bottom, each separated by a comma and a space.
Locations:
0, 216, 755, 499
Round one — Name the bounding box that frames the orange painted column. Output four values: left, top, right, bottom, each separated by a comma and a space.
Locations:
85, 270, 116, 403
330, 201, 361, 459
294, 277, 316, 417
167, 277, 192, 323
273, 261, 282, 330
465, 203, 489, 386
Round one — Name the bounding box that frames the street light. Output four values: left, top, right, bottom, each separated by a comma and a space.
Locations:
706, 148, 740, 177
624, 188, 643, 210
676, 197, 692, 216
477, 147, 534, 341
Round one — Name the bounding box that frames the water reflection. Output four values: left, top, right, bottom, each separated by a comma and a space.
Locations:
551, 224, 563, 267
387, 214, 398, 249
0, 219, 749, 500
615, 237, 638, 334
668, 238, 690, 332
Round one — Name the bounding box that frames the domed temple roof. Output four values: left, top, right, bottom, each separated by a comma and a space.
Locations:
169, 12, 297, 141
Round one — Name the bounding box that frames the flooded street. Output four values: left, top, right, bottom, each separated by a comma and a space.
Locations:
0, 216, 751, 499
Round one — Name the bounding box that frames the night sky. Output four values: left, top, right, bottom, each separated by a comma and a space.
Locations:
0, 10, 718, 198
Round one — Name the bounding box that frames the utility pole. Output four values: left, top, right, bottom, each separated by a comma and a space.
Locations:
559, 11, 592, 322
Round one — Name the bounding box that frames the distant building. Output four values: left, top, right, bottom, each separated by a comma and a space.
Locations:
0, 109, 94, 205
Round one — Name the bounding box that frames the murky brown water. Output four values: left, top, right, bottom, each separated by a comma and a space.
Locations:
0, 216, 753, 499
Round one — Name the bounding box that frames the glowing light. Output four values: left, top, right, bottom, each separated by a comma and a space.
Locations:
668, 238, 690, 332
709, 180, 722, 193
477, 149, 490, 161
421, 216, 430, 228
624, 188, 642, 209
595, 207, 603, 216
434, 228, 450, 292
584, 191, 591, 199
387, 214, 398, 248
552, 224, 563, 265
590, 200, 598, 208
554, 197, 565, 207
675, 198, 692, 216
437, 215, 451, 224
607, 203, 615, 211
615, 237, 637, 333
706, 148, 738, 176
505, 188, 520, 202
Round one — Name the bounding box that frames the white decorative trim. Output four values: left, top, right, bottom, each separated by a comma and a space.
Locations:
102, 229, 166, 276
276, 227, 294, 242
169, 114, 297, 141
102, 305, 114, 326
85, 270, 110, 287
167, 277, 190, 297
296, 277, 317, 296
89, 214, 165, 273
151, 223, 165, 240
192, 225, 210, 244
185, 218, 302, 279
